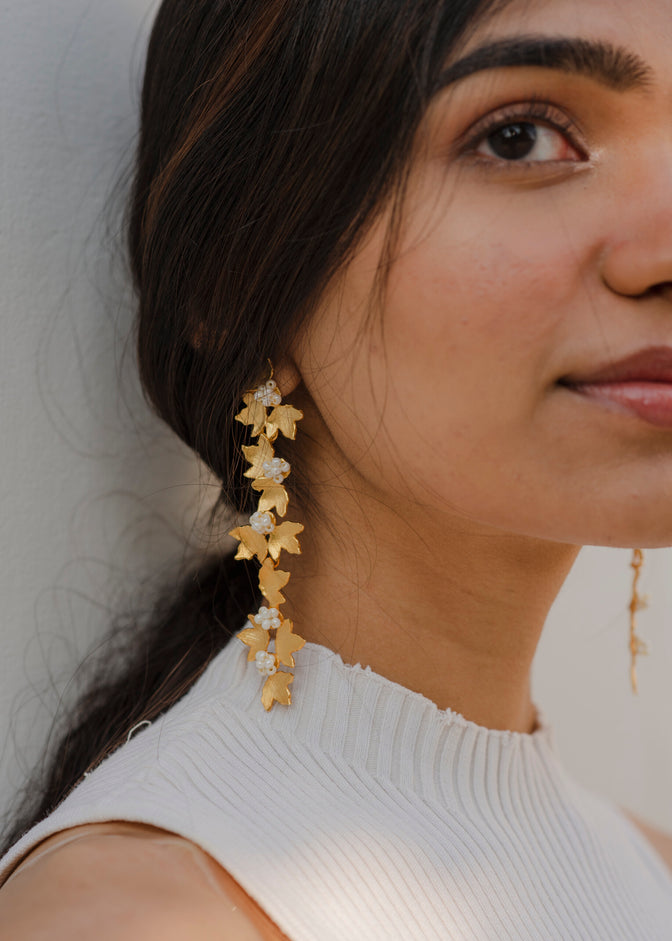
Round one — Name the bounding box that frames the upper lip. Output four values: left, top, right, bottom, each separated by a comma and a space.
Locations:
562, 346, 672, 385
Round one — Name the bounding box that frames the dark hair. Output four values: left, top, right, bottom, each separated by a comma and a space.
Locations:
2, 0, 497, 854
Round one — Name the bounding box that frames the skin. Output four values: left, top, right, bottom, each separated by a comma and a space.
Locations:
3, 1, 672, 937
276, 0, 672, 734
0, 822, 289, 939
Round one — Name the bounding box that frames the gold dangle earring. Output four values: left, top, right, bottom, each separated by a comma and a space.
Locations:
229, 366, 306, 710
628, 548, 649, 694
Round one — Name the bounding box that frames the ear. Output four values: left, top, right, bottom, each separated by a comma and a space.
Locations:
273, 357, 302, 399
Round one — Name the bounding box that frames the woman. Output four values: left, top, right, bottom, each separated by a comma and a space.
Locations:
1, 0, 671, 936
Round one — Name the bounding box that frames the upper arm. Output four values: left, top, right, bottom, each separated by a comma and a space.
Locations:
0, 829, 273, 940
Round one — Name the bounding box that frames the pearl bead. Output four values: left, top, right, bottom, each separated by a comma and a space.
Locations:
253, 379, 282, 408
249, 511, 275, 534
262, 457, 291, 484
254, 606, 282, 631
255, 650, 278, 676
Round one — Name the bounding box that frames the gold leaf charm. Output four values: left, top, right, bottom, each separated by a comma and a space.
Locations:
243, 435, 275, 480
633, 636, 649, 656
267, 521, 304, 562
266, 405, 304, 442
229, 525, 269, 563
235, 392, 268, 437
238, 621, 270, 662
259, 557, 290, 606
276, 618, 306, 668
634, 594, 649, 612
261, 670, 294, 711
252, 478, 289, 517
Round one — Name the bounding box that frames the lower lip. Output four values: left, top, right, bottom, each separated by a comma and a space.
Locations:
567, 381, 672, 428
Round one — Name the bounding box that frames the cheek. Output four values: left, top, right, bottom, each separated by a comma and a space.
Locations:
348, 193, 597, 508
380, 208, 585, 433
386, 193, 587, 380
299, 183, 601, 528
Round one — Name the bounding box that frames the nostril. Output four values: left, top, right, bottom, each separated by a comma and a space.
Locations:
649, 281, 672, 298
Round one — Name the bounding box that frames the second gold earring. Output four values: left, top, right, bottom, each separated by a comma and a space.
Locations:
628, 548, 649, 695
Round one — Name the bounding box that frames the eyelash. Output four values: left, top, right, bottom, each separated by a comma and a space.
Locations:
458, 99, 586, 165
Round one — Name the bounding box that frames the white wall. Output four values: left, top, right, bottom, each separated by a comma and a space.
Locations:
0, 2, 670, 841
0, 0, 213, 821
536, 545, 672, 831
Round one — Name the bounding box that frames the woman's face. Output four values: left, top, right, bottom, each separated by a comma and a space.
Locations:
294, 0, 672, 549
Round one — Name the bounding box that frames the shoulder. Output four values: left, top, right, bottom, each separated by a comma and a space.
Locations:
621, 807, 672, 874
0, 823, 286, 940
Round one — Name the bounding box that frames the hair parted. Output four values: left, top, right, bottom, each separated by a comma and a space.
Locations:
2, 0, 497, 855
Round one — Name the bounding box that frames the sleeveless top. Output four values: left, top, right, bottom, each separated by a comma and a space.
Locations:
2, 629, 672, 939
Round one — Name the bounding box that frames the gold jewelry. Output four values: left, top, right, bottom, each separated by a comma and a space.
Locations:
628, 548, 649, 694
229, 371, 306, 710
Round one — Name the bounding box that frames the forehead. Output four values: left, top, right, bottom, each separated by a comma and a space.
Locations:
472, 0, 672, 46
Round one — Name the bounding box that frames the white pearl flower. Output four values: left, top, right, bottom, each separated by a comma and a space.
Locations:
262, 457, 291, 484
255, 650, 277, 676
254, 379, 282, 408
249, 511, 275, 534
254, 606, 282, 631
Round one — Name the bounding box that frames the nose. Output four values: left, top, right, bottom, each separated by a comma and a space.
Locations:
600, 197, 672, 299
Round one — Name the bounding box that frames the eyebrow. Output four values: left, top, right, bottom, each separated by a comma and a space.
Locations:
434, 36, 654, 93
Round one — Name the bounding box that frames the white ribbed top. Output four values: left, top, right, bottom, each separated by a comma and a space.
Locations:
2, 630, 672, 939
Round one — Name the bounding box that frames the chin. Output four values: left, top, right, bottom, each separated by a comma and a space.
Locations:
580, 527, 672, 551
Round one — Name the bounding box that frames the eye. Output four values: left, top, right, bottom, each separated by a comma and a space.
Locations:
458, 101, 587, 167
476, 120, 581, 162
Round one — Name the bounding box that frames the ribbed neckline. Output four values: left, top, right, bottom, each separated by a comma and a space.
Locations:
205, 629, 559, 797
305, 639, 553, 742
223, 628, 553, 738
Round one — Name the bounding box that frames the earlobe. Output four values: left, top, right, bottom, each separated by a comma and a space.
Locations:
273, 358, 302, 398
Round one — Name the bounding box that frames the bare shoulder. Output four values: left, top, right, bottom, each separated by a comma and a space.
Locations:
0, 822, 288, 940
621, 807, 672, 874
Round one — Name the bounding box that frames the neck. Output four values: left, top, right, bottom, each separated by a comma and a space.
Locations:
283, 434, 581, 735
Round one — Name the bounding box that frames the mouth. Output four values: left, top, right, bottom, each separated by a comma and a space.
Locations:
559, 379, 672, 429
558, 345, 672, 429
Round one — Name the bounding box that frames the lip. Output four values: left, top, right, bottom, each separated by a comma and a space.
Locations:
561, 345, 672, 384
560, 346, 672, 429
565, 381, 672, 428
